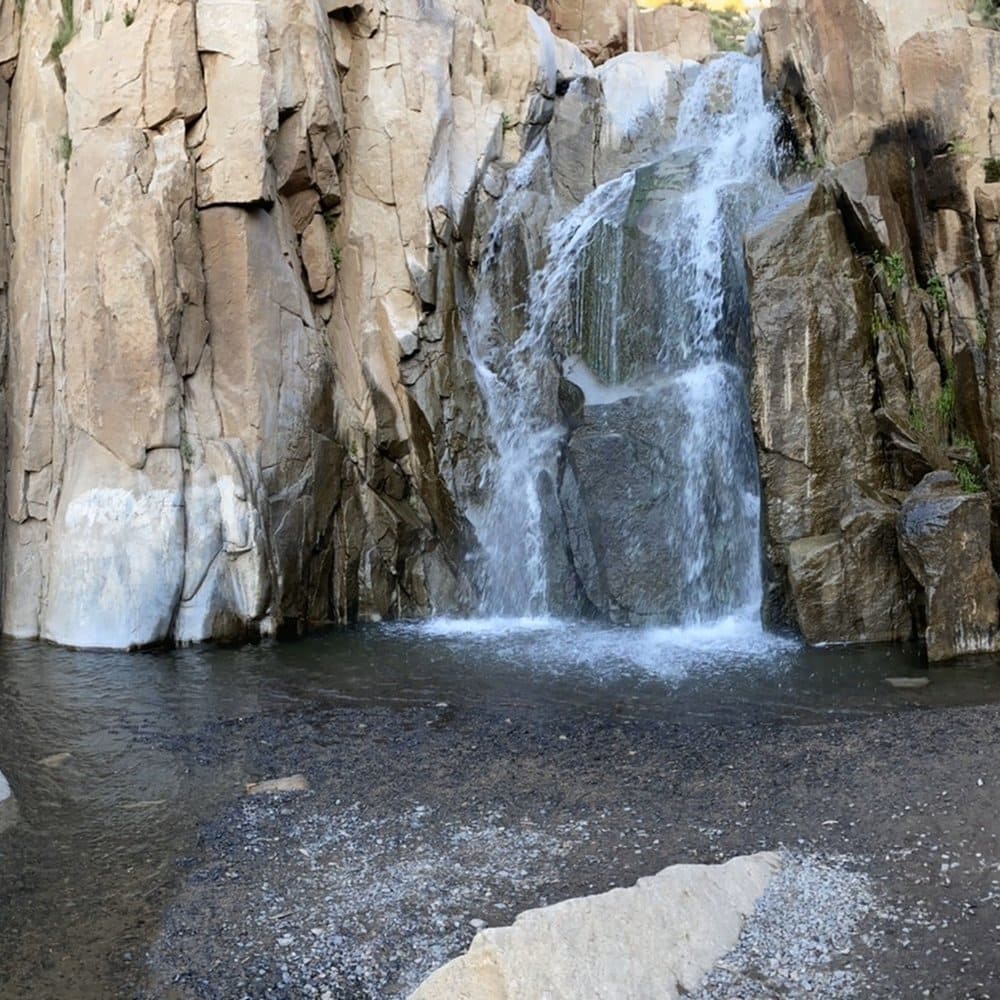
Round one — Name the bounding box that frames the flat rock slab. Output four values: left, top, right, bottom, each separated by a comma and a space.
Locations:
886, 676, 931, 689
245, 774, 310, 795
410, 851, 781, 1000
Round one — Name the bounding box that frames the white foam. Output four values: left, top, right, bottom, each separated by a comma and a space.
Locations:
563, 356, 639, 405
403, 615, 798, 682
416, 616, 565, 638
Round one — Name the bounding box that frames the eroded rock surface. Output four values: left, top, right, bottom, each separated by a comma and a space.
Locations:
0, 0, 596, 647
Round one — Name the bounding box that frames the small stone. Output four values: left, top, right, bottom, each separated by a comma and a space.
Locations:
245, 774, 310, 795
885, 676, 931, 689
38, 751, 72, 768
469, 918, 487, 930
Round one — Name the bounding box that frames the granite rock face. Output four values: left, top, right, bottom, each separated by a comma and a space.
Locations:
0, 0, 729, 649
0, 0, 994, 658
0, 0, 580, 647
533, 0, 716, 64
750, 0, 1000, 659
898, 472, 1000, 661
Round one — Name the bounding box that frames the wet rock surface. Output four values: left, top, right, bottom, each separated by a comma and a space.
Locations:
4, 694, 986, 999
898, 472, 1000, 661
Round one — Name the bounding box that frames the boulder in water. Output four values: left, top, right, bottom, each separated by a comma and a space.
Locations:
0, 769, 16, 834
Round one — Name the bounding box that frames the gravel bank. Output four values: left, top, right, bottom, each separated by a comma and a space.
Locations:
126, 698, 1000, 999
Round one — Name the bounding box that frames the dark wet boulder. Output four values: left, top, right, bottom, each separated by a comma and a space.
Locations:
897, 471, 1000, 661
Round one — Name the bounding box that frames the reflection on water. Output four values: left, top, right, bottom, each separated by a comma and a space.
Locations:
2, 622, 1000, 997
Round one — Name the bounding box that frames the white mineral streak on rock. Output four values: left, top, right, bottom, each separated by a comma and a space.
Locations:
41, 443, 185, 650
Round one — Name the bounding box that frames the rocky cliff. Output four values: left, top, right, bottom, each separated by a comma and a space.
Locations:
749, 0, 1000, 659
0, 0, 574, 647
1, 0, 996, 659
0, 0, 726, 648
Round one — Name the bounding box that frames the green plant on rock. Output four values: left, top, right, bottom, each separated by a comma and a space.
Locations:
909, 401, 927, 434
14, 0, 25, 15
500, 111, 515, 134
329, 242, 342, 270
985, 156, 1000, 183
123, 5, 136, 25
871, 312, 907, 344
937, 360, 957, 425
949, 137, 975, 157
56, 132, 72, 163
956, 462, 984, 494
49, 0, 76, 62
926, 274, 947, 312
793, 153, 827, 173
976, 0, 1000, 28
977, 311, 991, 348
953, 432, 978, 456
875, 250, 906, 292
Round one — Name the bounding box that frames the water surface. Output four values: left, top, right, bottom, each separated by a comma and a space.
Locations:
1, 622, 999, 998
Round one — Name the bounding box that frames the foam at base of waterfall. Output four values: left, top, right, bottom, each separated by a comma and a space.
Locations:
406, 613, 797, 681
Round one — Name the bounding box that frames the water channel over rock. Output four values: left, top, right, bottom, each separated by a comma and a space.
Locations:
468, 55, 780, 628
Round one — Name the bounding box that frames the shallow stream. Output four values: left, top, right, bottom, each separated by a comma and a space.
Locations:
3, 622, 1000, 997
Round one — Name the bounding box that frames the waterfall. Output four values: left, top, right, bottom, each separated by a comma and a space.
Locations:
467, 54, 782, 626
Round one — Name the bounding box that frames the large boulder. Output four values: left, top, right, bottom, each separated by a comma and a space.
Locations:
410, 852, 781, 1000
746, 182, 911, 637
786, 496, 914, 645
559, 365, 758, 625
897, 471, 1000, 661
540, 0, 715, 64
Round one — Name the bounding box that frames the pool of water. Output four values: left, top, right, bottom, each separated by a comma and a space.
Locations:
2, 619, 1000, 998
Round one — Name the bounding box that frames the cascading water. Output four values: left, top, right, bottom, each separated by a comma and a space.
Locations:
468, 54, 783, 627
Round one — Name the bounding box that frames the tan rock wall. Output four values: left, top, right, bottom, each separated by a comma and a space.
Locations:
0, 0, 570, 647
541, 0, 715, 63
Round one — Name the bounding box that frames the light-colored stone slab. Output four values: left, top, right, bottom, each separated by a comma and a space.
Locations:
0, 769, 15, 834
411, 851, 781, 1000
886, 676, 931, 689
245, 774, 310, 795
